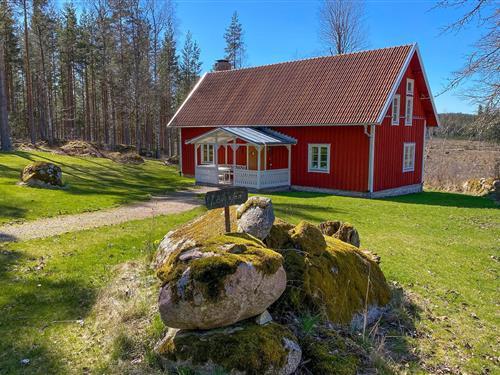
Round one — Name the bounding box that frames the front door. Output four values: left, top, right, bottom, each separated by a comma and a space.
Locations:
248, 146, 265, 170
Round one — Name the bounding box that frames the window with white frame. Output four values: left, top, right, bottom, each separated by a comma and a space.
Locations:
403, 143, 415, 172
391, 94, 400, 125
201, 144, 214, 164
406, 78, 414, 96
405, 96, 413, 126
308, 144, 330, 173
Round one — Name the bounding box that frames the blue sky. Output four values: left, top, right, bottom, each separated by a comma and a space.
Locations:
172, 0, 484, 114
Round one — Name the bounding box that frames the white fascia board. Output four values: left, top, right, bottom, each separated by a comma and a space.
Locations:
167, 73, 207, 127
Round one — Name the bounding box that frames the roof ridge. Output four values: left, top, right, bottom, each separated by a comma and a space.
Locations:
209, 43, 417, 74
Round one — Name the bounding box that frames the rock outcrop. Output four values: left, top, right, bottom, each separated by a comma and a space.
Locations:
156, 322, 302, 375
237, 196, 275, 240
20, 162, 63, 187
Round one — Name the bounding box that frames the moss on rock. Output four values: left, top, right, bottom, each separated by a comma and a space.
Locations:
156, 233, 283, 302
270, 221, 390, 324
156, 322, 299, 375
20, 161, 63, 187
264, 218, 295, 249
289, 220, 327, 255
300, 327, 361, 375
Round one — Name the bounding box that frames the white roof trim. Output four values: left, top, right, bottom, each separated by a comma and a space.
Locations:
167, 73, 207, 127
376, 43, 439, 127
415, 45, 441, 127
185, 127, 297, 145
376, 43, 416, 124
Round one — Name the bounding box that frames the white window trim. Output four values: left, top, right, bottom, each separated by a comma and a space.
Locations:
403, 142, 416, 172
391, 94, 400, 125
406, 78, 414, 96
308, 144, 330, 173
201, 144, 214, 164
405, 96, 413, 126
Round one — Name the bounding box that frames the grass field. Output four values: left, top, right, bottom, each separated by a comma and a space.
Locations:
0, 187, 498, 374
0, 151, 193, 224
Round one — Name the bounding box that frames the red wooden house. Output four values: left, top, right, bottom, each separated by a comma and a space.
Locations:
168, 43, 439, 197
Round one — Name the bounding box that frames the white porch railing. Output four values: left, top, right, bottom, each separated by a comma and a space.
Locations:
195, 165, 218, 185
234, 168, 289, 189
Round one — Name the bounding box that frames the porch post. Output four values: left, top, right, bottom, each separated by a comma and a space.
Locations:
257, 145, 261, 190
225, 145, 228, 165
194, 143, 198, 167
287, 145, 291, 186
264, 145, 267, 170
232, 142, 237, 169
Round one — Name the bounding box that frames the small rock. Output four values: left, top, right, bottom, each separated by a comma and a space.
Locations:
334, 222, 360, 248
318, 220, 342, 236
20, 359, 30, 366
237, 197, 275, 240
255, 310, 273, 325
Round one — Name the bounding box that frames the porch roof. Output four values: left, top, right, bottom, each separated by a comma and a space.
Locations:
185, 127, 297, 146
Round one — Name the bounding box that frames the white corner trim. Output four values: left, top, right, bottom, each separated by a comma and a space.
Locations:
178, 130, 183, 175
167, 73, 207, 127
376, 43, 417, 124
368, 124, 376, 193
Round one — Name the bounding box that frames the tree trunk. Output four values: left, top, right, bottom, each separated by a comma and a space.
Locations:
23, 0, 36, 144
0, 37, 12, 151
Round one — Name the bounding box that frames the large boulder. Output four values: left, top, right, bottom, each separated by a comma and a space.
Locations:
20, 162, 63, 187
237, 196, 275, 240
156, 232, 286, 330
266, 219, 390, 325
155, 322, 302, 375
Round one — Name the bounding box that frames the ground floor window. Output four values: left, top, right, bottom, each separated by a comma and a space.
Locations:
201, 144, 214, 164
403, 142, 415, 172
308, 144, 330, 173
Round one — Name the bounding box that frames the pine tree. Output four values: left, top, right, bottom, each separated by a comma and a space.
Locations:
0, 33, 12, 150
224, 11, 245, 69
178, 31, 201, 101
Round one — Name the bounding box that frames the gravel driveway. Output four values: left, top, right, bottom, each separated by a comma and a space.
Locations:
0, 187, 217, 242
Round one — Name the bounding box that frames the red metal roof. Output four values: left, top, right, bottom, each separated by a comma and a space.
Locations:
169, 44, 416, 128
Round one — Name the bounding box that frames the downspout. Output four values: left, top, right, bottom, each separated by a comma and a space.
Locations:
364, 125, 376, 196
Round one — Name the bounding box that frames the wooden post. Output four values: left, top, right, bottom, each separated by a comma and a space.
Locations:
224, 206, 231, 232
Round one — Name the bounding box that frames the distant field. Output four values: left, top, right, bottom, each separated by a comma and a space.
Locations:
425, 138, 500, 191
0, 151, 193, 225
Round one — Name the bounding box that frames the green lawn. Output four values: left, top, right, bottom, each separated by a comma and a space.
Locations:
0, 178, 498, 373
0, 208, 203, 374
0, 151, 193, 224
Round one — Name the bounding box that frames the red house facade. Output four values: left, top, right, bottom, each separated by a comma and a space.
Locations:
169, 44, 439, 197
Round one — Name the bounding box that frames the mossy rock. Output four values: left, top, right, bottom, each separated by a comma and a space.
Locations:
333, 222, 360, 248
318, 220, 342, 236
300, 326, 362, 375
264, 218, 295, 249
20, 161, 63, 187
269, 221, 390, 325
156, 232, 286, 330
289, 220, 327, 255
156, 322, 302, 375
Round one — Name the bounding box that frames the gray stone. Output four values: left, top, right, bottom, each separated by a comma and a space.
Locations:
158, 262, 287, 330
237, 197, 275, 240
255, 309, 273, 325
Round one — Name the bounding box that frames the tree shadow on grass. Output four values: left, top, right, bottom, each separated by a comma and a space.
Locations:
0, 204, 27, 223
0, 249, 98, 374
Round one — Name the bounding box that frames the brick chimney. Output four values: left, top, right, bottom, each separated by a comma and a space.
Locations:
214, 59, 232, 72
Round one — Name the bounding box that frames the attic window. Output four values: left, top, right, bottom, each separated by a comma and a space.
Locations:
391, 94, 400, 125
406, 78, 414, 96
403, 143, 415, 172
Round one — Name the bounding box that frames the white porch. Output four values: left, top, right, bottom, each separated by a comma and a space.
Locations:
186, 127, 296, 190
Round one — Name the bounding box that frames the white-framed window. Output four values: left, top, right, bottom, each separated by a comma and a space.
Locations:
405, 96, 413, 126
406, 78, 414, 96
308, 144, 330, 173
403, 143, 416, 172
201, 144, 214, 164
391, 94, 400, 125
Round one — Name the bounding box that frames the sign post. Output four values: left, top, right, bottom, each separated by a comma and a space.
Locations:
205, 187, 248, 233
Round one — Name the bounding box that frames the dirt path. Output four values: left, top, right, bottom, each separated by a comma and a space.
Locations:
0, 187, 217, 243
